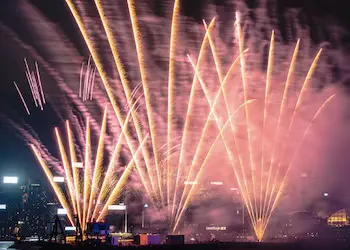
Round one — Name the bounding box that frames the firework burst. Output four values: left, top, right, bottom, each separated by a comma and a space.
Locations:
63, 0, 335, 237
5, 0, 336, 240
31, 103, 149, 229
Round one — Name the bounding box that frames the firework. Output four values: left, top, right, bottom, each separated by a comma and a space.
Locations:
64, 0, 257, 231
31, 101, 148, 229
13, 59, 46, 114
24, 58, 46, 110
211, 16, 336, 241
79, 56, 96, 101
6, 0, 336, 240
13, 81, 30, 115
63, 1, 336, 237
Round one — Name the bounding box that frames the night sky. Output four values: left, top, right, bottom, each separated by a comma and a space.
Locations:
0, 0, 350, 186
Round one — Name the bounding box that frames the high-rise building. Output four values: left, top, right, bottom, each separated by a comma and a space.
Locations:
0, 177, 22, 238
21, 182, 48, 238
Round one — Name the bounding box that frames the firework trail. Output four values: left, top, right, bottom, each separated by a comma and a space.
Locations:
24, 58, 46, 110
13, 81, 30, 115
31, 100, 145, 229
79, 57, 96, 101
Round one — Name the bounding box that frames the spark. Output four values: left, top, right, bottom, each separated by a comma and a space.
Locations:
172, 17, 216, 218
95, 0, 159, 203
87, 106, 108, 223
31, 144, 74, 226
261, 39, 300, 224
260, 31, 274, 220
97, 134, 150, 221
173, 100, 255, 232
31, 108, 139, 230
91, 97, 142, 221
166, 0, 180, 217
66, 121, 82, 226
82, 117, 91, 231
55, 127, 77, 216
65, 0, 154, 202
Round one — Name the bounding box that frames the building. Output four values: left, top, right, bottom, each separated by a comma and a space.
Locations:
327, 209, 349, 227
0, 176, 22, 238
20, 182, 48, 238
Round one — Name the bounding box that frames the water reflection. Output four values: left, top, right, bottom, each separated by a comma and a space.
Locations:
0, 241, 14, 250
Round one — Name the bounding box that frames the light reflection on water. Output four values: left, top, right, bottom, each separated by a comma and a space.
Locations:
0, 241, 15, 250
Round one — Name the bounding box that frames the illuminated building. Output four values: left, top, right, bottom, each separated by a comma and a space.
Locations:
21, 182, 48, 238
0, 176, 21, 238
327, 209, 349, 227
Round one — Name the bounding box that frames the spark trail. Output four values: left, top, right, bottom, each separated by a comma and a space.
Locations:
65, 0, 231, 229
79, 57, 96, 101
31, 103, 141, 229
223, 20, 336, 241
23, 59, 46, 110
13, 81, 30, 115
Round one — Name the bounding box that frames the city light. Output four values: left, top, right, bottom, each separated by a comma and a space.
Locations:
65, 226, 76, 231
205, 226, 227, 231
57, 208, 67, 215
108, 204, 126, 211
3, 176, 18, 184
53, 176, 65, 183
0, 204, 6, 210
210, 181, 224, 185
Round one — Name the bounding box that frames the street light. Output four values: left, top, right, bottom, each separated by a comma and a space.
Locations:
142, 204, 148, 228
107, 203, 127, 233
324, 192, 329, 197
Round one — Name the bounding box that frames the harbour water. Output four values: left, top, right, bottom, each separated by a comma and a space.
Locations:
0, 242, 14, 250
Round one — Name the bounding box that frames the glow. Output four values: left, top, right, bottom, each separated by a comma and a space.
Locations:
73, 162, 83, 169
108, 205, 126, 211
31, 145, 74, 226
210, 182, 223, 185
3, 176, 18, 184
57, 208, 67, 215
65, 226, 76, 231
205, 226, 227, 231
53, 176, 65, 183
324, 193, 329, 197
0, 204, 6, 210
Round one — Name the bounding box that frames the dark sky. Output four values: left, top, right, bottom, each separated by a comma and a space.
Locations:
0, 0, 350, 183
